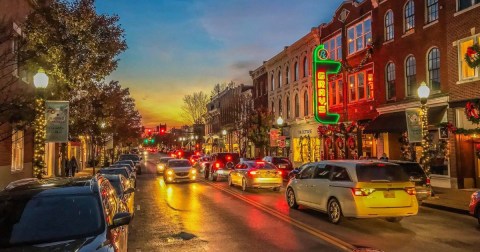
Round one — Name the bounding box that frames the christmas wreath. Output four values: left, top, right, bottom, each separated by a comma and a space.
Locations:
336, 137, 344, 149
347, 136, 356, 150
325, 137, 333, 149
465, 44, 480, 69
465, 100, 480, 124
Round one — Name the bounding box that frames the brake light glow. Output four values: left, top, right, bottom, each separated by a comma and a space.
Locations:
405, 187, 416, 195
278, 170, 282, 175
426, 177, 431, 185
215, 162, 220, 168
226, 155, 231, 161
377, 163, 386, 167
248, 170, 257, 176
351, 188, 376, 196
256, 161, 265, 165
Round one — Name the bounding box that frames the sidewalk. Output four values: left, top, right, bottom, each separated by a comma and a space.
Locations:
422, 187, 475, 215
75, 167, 95, 177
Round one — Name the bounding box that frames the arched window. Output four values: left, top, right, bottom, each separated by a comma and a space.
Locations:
294, 62, 299, 81
303, 56, 308, 78
271, 101, 275, 114
294, 94, 299, 117
303, 91, 309, 116
426, 0, 438, 23
385, 10, 394, 41
271, 74, 275, 91
404, 1, 415, 32
405, 56, 416, 97
386, 62, 396, 100
278, 71, 282, 88
285, 66, 290, 84
286, 96, 291, 119
428, 48, 440, 91
278, 98, 283, 116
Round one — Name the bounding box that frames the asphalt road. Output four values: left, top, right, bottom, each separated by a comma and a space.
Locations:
127, 153, 480, 252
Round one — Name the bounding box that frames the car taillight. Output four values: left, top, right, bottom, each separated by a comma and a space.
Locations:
215, 162, 221, 168
277, 170, 282, 176
405, 187, 416, 195
248, 170, 257, 176
426, 177, 431, 185
351, 188, 375, 196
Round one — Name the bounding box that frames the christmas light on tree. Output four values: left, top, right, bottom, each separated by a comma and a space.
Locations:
33, 98, 46, 178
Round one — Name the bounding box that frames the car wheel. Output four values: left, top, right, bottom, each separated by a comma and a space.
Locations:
385, 217, 403, 223
286, 188, 299, 209
204, 168, 209, 179
211, 172, 218, 182
241, 178, 247, 191
273, 187, 280, 192
228, 175, 234, 187
327, 198, 343, 224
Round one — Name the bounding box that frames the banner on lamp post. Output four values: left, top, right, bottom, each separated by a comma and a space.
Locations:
45, 101, 69, 143
405, 108, 422, 143
270, 129, 279, 147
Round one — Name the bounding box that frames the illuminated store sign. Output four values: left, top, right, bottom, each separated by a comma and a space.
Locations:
313, 44, 341, 124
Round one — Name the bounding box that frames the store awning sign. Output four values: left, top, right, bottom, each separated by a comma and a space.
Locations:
45, 101, 69, 143
313, 44, 341, 124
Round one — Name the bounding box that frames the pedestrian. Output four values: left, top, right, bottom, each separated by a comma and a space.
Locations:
379, 153, 389, 161
70, 156, 79, 177
64, 158, 71, 177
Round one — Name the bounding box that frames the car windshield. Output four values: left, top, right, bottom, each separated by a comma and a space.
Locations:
120, 155, 139, 161
0, 194, 103, 247
159, 158, 173, 164
272, 157, 291, 164
99, 169, 128, 178
169, 160, 191, 167
108, 179, 122, 196
356, 164, 409, 182
396, 163, 425, 177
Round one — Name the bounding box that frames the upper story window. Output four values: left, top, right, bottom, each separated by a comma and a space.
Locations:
386, 62, 396, 100
348, 70, 372, 102
295, 94, 299, 117
329, 78, 343, 106
286, 66, 290, 84
303, 91, 309, 116
271, 74, 275, 91
385, 10, 394, 41
458, 0, 480, 11
278, 98, 283, 116
459, 35, 480, 81
278, 71, 282, 88
427, 47, 441, 91
286, 96, 291, 119
303, 56, 308, 77
271, 101, 275, 114
11, 130, 24, 172
404, 1, 415, 32
294, 62, 299, 81
324, 34, 342, 61
348, 17, 372, 55
426, 0, 439, 23
405, 56, 417, 97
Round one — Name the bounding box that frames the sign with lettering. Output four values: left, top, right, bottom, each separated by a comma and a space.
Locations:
313, 44, 341, 124
405, 108, 422, 143
45, 101, 69, 143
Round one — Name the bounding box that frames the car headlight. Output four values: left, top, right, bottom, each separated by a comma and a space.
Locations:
157, 164, 164, 170
190, 169, 197, 174
167, 169, 174, 175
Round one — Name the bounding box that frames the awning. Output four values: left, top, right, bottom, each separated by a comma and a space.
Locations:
363, 106, 447, 134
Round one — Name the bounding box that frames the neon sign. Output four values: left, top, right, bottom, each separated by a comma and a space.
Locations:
313, 44, 341, 124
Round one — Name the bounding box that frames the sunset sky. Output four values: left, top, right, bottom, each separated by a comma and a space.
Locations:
95, 0, 344, 128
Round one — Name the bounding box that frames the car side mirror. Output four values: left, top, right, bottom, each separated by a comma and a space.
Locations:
124, 187, 135, 194
295, 173, 301, 179
111, 212, 132, 228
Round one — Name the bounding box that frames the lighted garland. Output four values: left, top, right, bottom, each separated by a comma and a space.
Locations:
465, 100, 480, 124
419, 105, 432, 173
336, 137, 345, 159
33, 98, 46, 178
465, 43, 480, 69
341, 44, 373, 73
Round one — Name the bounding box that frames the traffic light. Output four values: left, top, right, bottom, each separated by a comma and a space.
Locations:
150, 138, 155, 143
148, 129, 152, 136
159, 124, 167, 134
143, 139, 148, 144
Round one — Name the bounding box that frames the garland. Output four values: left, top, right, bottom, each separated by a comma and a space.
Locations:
440, 122, 480, 135
465, 43, 480, 69
347, 136, 356, 150
336, 137, 344, 149
342, 44, 374, 73
465, 100, 480, 124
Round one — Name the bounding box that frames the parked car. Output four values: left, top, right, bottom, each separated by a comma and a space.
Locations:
164, 159, 197, 183
228, 161, 283, 192
0, 176, 131, 251
112, 161, 137, 180
469, 190, 480, 225
205, 152, 240, 181
193, 155, 212, 173
262, 156, 294, 180
119, 154, 142, 174
98, 167, 135, 188
103, 174, 135, 216
286, 160, 418, 224
157, 157, 174, 174
388, 160, 432, 201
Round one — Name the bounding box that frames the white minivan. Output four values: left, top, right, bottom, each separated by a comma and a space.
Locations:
286, 160, 418, 224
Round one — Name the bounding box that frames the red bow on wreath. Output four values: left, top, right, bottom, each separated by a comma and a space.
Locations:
336, 137, 344, 149
467, 47, 477, 58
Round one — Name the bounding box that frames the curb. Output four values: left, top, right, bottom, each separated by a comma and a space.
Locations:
421, 202, 470, 215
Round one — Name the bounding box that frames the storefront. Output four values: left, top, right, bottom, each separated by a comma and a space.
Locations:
289, 119, 321, 167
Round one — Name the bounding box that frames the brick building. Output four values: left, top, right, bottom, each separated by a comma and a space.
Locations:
444, 0, 480, 188
250, 64, 268, 111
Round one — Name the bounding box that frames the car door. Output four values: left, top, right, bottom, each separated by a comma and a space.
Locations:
294, 164, 315, 203
231, 163, 243, 185
309, 163, 330, 210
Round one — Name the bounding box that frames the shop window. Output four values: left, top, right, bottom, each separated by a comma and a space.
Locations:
386, 62, 396, 100
11, 130, 24, 172
428, 131, 449, 176
459, 36, 479, 80
404, 1, 415, 32
405, 56, 416, 97
385, 10, 394, 42
426, 0, 439, 23
348, 17, 372, 55
427, 47, 441, 91
324, 33, 342, 60
458, 0, 480, 11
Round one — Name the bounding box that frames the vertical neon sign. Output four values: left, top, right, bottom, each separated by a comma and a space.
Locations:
313, 44, 341, 124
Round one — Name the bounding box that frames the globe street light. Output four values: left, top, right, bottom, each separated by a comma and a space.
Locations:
222, 130, 227, 152
276, 116, 284, 126
417, 81, 431, 173
33, 68, 49, 178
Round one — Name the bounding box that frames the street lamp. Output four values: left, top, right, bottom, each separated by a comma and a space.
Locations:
276, 116, 284, 126
33, 68, 49, 178
222, 130, 227, 152
276, 116, 284, 156
417, 81, 431, 173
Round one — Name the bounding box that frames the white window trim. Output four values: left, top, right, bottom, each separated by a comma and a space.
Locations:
384, 10, 394, 42
404, 55, 417, 97
425, 0, 439, 24
426, 46, 441, 92
403, 0, 415, 34
455, 0, 480, 16
329, 77, 344, 107
323, 33, 342, 61
457, 35, 480, 83
348, 16, 372, 55
348, 70, 371, 103
385, 62, 396, 101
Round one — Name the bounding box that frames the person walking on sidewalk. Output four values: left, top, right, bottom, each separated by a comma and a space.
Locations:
64, 158, 71, 177
70, 156, 79, 177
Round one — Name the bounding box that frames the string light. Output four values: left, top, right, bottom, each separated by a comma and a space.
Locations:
33, 98, 46, 178
419, 105, 432, 173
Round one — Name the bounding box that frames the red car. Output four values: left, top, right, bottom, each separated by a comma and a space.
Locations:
469, 190, 480, 225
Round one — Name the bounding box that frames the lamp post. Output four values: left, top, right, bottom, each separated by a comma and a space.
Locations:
222, 129, 227, 152
276, 116, 284, 156
417, 81, 431, 173
33, 68, 49, 178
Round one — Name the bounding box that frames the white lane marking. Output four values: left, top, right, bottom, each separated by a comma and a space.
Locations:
137, 205, 141, 211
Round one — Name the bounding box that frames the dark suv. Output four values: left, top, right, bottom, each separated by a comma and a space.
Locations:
205, 152, 240, 181
0, 176, 132, 251
262, 156, 293, 180
388, 160, 432, 201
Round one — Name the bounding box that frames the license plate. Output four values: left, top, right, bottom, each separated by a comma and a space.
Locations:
384, 191, 395, 198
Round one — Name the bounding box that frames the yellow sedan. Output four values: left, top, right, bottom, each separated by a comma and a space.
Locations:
228, 161, 283, 192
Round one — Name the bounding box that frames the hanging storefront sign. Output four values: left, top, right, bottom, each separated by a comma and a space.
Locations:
312, 44, 341, 124
277, 136, 286, 148
405, 108, 422, 143
45, 101, 69, 143
270, 129, 279, 147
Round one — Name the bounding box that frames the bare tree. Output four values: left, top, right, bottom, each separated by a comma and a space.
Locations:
180, 91, 209, 124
